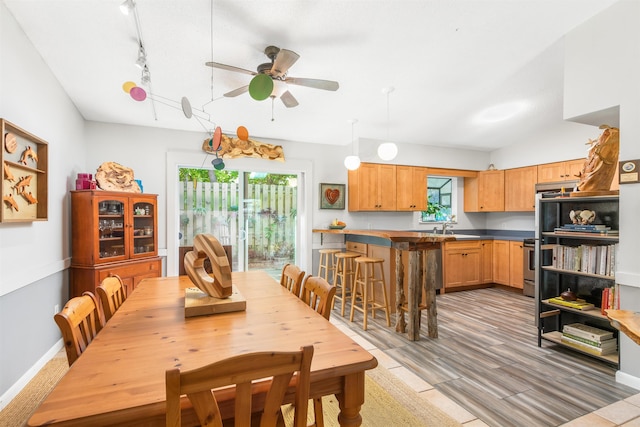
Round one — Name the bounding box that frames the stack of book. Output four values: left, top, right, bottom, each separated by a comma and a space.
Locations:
547, 297, 594, 311
600, 284, 620, 314
550, 243, 618, 276
561, 323, 617, 356
554, 224, 619, 235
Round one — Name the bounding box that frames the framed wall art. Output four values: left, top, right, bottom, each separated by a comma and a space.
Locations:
320, 183, 345, 209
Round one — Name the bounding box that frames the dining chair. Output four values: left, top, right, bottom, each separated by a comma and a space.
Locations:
54, 291, 104, 367
300, 275, 336, 321
299, 275, 336, 427
280, 263, 305, 298
165, 345, 314, 427
96, 274, 127, 322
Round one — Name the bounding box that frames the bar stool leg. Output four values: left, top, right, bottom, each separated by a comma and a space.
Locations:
376, 262, 391, 326
349, 262, 361, 324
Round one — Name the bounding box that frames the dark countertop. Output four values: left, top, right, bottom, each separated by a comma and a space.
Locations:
313, 228, 533, 247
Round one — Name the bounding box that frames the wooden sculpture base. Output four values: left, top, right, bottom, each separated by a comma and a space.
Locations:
570, 190, 619, 197
185, 286, 246, 318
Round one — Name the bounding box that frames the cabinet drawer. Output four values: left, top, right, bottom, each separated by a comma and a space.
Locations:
97, 258, 161, 282
346, 241, 368, 255
444, 240, 481, 251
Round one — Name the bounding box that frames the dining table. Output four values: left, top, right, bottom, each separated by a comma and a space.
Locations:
28, 270, 378, 427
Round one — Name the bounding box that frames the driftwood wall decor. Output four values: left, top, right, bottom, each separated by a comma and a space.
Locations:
576, 125, 619, 195
202, 134, 285, 161
95, 161, 141, 193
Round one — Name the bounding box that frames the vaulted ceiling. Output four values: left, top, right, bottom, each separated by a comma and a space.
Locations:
4, 0, 618, 151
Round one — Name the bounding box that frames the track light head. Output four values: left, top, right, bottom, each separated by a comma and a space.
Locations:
135, 45, 146, 69
120, 0, 135, 15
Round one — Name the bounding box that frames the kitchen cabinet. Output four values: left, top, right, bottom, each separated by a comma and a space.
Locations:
443, 240, 481, 290
505, 166, 537, 212
480, 240, 493, 284
537, 159, 584, 183
70, 190, 161, 297
464, 170, 504, 212
396, 166, 428, 211
492, 240, 510, 285
348, 162, 397, 211
509, 241, 524, 289
537, 195, 619, 366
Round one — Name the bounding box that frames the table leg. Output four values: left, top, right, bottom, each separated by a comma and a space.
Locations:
394, 249, 406, 333
407, 250, 422, 340
336, 372, 365, 427
425, 249, 439, 338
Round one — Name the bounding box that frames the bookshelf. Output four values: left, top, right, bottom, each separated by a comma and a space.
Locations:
536, 195, 619, 366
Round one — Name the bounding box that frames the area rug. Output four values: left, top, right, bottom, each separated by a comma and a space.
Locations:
1, 356, 461, 427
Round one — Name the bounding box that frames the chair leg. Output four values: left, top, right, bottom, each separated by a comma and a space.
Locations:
310, 397, 325, 427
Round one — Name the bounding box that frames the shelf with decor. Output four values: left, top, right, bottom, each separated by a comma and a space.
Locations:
536, 195, 619, 366
1, 118, 48, 222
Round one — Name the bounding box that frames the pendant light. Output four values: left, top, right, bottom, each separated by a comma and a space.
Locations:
344, 119, 361, 170
378, 87, 398, 161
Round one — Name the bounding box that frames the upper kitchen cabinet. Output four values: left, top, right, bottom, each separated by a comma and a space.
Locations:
505, 166, 537, 212
464, 170, 504, 212
348, 162, 396, 211
396, 166, 428, 211
537, 159, 584, 183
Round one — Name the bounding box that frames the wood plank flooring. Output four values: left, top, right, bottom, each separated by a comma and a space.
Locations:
335, 286, 637, 427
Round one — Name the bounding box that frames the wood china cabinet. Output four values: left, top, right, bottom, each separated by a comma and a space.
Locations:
70, 190, 161, 297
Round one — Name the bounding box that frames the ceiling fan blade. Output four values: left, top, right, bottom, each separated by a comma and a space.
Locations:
206, 62, 256, 76
280, 90, 299, 108
271, 49, 300, 78
224, 85, 249, 97
284, 77, 339, 91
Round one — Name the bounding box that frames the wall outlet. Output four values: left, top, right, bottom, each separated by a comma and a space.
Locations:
54, 304, 59, 316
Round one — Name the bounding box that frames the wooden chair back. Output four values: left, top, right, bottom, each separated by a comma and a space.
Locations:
166, 345, 314, 427
280, 264, 305, 298
301, 275, 336, 321
96, 274, 127, 322
54, 292, 104, 366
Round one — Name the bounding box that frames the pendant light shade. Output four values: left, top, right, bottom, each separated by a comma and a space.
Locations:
378, 87, 398, 161
344, 119, 361, 170
377, 142, 398, 161
344, 155, 361, 170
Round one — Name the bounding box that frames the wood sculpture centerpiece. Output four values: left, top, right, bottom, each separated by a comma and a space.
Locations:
183, 234, 246, 317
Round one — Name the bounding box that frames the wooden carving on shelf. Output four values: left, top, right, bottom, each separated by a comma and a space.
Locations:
95, 161, 141, 193
574, 125, 620, 197
202, 134, 285, 161
1, 119, 48, 222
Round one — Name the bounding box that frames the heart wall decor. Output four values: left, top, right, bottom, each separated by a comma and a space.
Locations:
319, 183, 345, 209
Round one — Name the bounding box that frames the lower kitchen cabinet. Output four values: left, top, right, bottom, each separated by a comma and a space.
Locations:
443, 240, 481, 290
509, 241, 524, 289
480, 240, 493, 284
492, 240, 510, 285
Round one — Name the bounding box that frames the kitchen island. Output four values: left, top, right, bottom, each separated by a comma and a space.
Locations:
313, 228, 455, 340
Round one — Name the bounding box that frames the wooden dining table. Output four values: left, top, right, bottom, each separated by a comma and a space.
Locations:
28, 271, 378, 427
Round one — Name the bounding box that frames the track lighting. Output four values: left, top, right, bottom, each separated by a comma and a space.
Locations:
120, 0, 135, 15
135, 45, 146, 69
141, 65, 150, 85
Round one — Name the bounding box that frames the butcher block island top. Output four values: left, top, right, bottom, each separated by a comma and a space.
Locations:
313, 229, 455, 340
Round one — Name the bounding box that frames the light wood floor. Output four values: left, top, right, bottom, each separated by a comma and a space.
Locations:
333, 286, 638, 427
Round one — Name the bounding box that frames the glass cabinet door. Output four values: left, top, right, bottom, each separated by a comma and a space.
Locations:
132, 200, 155, 256
98, 199, 126, 261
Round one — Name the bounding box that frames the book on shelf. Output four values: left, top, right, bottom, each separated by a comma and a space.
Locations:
600, 285, 620, 314
547, 297, 594, 311
562, 332, 617, 350
563, 323, 614, 342
550, 243, 617, 276
560, 224, 610, 230
560, 335, 617, 356
553, 228, 619, 235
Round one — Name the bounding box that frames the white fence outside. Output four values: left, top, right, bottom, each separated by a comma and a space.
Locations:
179, 180, 297, 267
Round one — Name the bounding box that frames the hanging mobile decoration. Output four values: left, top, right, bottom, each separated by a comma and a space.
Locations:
237, 126, 249, 141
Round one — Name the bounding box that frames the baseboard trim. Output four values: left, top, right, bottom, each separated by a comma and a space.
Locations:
616, 370, 640, 391
0, 339, 63, 411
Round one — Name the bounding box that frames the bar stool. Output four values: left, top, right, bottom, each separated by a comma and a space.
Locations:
317, 249, 341, 284
350, 257, 391, 331
332, 251, 361, 317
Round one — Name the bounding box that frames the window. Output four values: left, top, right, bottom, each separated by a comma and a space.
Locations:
420, 176, 457, 223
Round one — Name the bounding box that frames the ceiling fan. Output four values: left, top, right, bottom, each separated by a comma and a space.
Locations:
206, 45, 339, 108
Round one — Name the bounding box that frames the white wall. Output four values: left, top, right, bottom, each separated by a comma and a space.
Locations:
0, 3, 86, 403
563, 0, 640, 387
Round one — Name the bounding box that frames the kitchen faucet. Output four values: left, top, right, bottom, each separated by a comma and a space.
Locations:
441, 215, 457, 234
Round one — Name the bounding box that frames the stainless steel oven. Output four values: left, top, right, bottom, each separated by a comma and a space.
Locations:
523, 238, 535, 297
